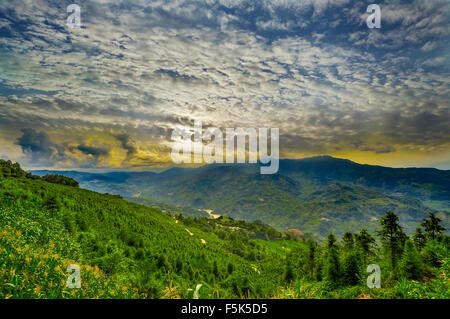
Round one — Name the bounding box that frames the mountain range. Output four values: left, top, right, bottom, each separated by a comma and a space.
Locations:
31, 156, 450, 238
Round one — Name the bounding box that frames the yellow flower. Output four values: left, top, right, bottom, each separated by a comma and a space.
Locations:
54, 265, 65, 275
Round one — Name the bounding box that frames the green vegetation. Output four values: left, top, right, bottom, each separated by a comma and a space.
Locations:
35, 157, 450, 239
42, 174, 79, 188
1, 160, 449, 299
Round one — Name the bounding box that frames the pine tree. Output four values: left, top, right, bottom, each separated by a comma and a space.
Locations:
326, 233, 337, 249
324, 246, 340, 285
355, 228, 376, 265
324, 233, 340, 285
305, 240, 316, 279
413, 227, 427, 250
314, 254, 323, 282
44, 194, 61, 217
421, 213, 445, 240
342, 251, 362, 286
284, 262, 295, 283
377, 211, 406, 270
213, 260, 219, 278
399, 240, 424, 280
342, 232, 354, 251
227, 262, 234, 275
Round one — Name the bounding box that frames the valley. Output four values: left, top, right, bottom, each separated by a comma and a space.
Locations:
32, 156, 450, 239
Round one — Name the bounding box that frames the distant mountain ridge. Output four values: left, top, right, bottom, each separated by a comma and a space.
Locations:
31, 156, 450, 238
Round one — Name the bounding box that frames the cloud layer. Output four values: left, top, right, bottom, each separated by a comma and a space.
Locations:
0, 0, 449, 169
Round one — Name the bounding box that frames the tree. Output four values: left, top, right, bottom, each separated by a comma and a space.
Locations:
43, 174, 79, 187
341, 232, 354, 251
324, 233, 340, 285
227, 263, 234, 275
0, 159, 27, 178
377, 212, 406, 270
305, 240, 316, 279
399, 240, 424, 280
421, 241, 443, 268
213, 260, 219, 278
284, 262, 295, 283
355, 228, 376, 265
413, 227, 427, 250
44, 194, 61, 217
421, 213, 445, 240
342, 251, 362, 286
314, 252, 323, 282
324, 246, 340, 285
326, 233, 337, 249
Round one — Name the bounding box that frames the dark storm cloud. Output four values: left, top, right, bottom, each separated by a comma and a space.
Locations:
378, 108, 450, 145
16, 128, 63, 164
114, 133, 136, 160
77, 144, 110, 157
353, 141, 396, 154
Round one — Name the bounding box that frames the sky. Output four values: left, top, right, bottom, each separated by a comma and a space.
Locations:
0, 0, 449, 170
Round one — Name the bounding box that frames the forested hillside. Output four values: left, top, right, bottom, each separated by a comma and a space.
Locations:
33, 157, 450, 238
1, 159, 449, 299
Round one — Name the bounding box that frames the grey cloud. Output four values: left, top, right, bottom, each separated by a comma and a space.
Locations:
114, 133, 136, 160
77, 144, 110, 157
16, 128, 63, 164
357, 142, 396, 154
0, 0, 449, 169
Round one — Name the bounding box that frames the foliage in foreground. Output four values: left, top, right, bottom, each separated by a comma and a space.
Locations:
0, 159, 449, 299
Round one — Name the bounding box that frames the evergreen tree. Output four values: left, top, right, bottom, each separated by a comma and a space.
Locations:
326, 233, 337, 249
377, 211, 406, 270
314, 253, 323, 282
44, 194, 61, 216
43, 174, 79, 187
399, 240, 424, 280
355, 228, 376, 265
413, 227, 427, 251
284, 262, 295, 283
324, 246, 340, 285
421, 213, 445, 240
421, 241, 442, 268
305, 240, 316, 279
341, 232, 354, 251
324, 233, 340, 285
213, 260, 219, 278
227, 262, 234, 275
342, 250, 362, 286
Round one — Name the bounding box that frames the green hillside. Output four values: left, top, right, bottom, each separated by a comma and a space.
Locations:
32, 157, 450, 239
135, 171, 437, 238
0, 160, 299, 298
2, 159, 449, 299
